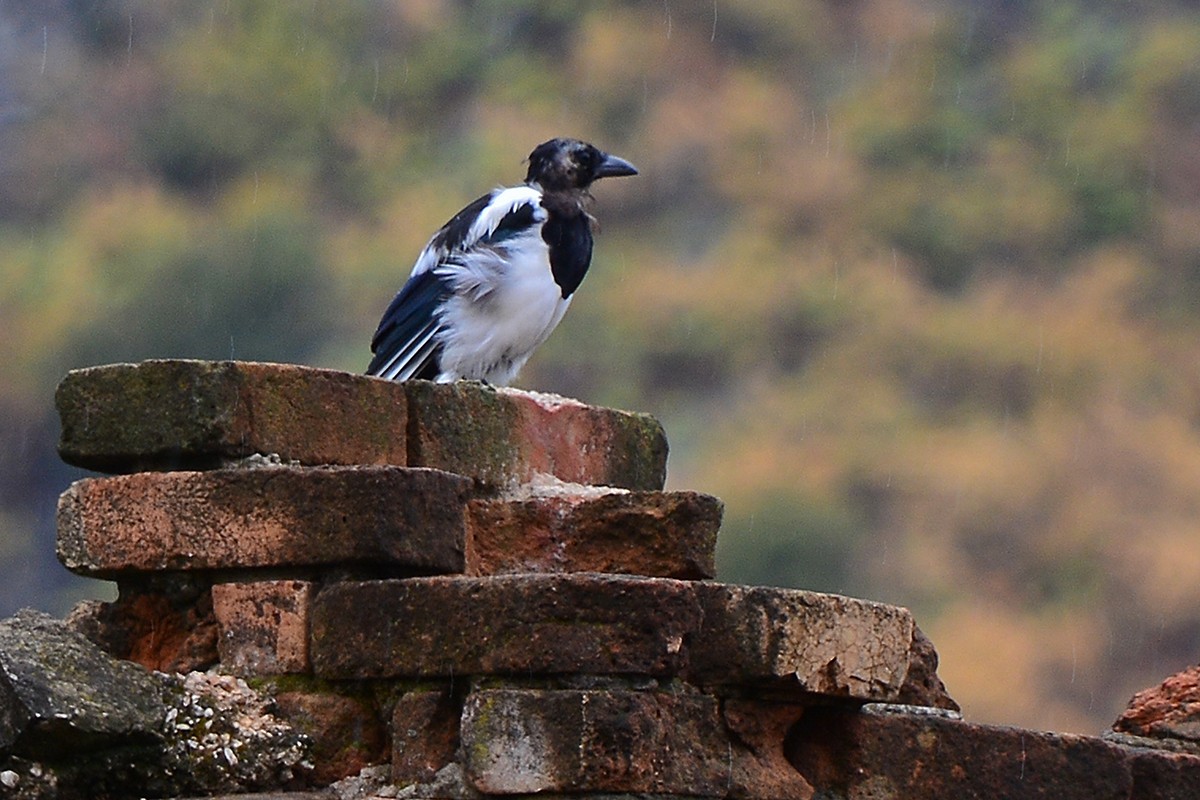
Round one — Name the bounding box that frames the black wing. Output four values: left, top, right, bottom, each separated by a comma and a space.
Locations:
367, 186, 545, 381
366, 267, 452, 381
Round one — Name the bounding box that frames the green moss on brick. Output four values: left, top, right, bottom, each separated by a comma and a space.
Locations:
604, 411, 669, 490
404, 381, 522, 484
56, 360, 247, 471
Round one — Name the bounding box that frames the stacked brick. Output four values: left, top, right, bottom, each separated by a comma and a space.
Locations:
53, 359, 950, 796
52, 359, 1200, 799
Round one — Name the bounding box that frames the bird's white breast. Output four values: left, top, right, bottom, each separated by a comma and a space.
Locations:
434, 226, 570, 384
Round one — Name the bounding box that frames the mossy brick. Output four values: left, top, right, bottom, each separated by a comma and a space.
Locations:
407, 382, 669, 490
56, 360, 407, 472
461, 689, 732, 795
309, 575, 953, 706
788, 705, 1200, 800
56, 360, 668, 489
56, 466, 471, 577
310, 574, 700, 680
464, 489, 721, 579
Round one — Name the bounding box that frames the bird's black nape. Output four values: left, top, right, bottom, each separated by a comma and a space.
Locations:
525, 138, 638, 192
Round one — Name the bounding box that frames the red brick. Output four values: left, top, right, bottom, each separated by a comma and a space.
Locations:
56, 466, 470, 577
65, 579, 218, 673
310, 575, 950, 707
501, 386, 668, 490
461, 689, 731, 795
273, 691, 386, 786
1114, 663, 1200, 743
404, 382, 667, 489
391, 690, 460, 786
787, 705, 1200, 800
310, 574, 700, 680
56, 360, 407, 472
465, 489, 720, 579
56, 360, 668, 489
212, 581, 313, 675
722, 699, 813, 799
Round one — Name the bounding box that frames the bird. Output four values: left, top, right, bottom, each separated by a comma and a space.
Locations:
366, 137, 638, 386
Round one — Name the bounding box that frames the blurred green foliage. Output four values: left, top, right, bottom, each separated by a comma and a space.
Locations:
2, 0, 1200, 735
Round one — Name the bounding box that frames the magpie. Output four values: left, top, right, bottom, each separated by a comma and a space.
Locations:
366, 137, 638, 385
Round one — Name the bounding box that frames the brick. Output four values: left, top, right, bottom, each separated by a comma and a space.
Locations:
56, 360, 407, 472
721, 699, 813, 799
273, 691, 386, 785
212, 581, 313, 675
787, 706, 1200, 800
310, 574, 700, 680
56, 360, 668, 490
691, 583, 920, 702
310, 576, 950, 706
461, 689, 731, 795
1129, 747, 1200, 800
1113, 663, 1200, 742
465, 489, 721, 579
501, 386, 668, 490
391, 690, 460, 786
65, 578, 218, 673
56, 466, 470, 577
895, 625, 960, 711
405, 382, 667, 489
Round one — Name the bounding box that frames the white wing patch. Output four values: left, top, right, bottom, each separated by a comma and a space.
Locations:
409, 185, 545, 279
468, 185, 545, 243
384, 182, 566, 385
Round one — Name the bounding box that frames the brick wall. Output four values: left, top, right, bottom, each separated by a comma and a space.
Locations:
1, 360, 1195, 799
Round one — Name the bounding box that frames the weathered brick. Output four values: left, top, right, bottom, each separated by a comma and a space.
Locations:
56, 360, 668, 489
1113, 663, 1200, 743
66, 578, 218, 673
310, 575, 699, 680
788, 705, 1200, 800
309, 575, 950, 706
391, 690, 460, 786
461, 689, 731, 795
212, 581, 313, 675
895, 625, 959, 711
273, 691, 386, 786
56, 466, 470, 577
405, 382, 668, 489
56, 360, 407, 472
465, 489, 721, 579
501, 386, 668, 490
1129, 747, 1200, 800
691, 583, 920, 701
721, 699, 813, 799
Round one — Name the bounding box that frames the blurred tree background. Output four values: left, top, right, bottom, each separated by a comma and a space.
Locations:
2, 0, 1199, 735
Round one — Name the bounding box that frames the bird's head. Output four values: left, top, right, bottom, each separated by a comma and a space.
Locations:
525, 138, 638, 192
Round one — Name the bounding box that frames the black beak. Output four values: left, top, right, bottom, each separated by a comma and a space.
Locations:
593, 152, 639, 180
